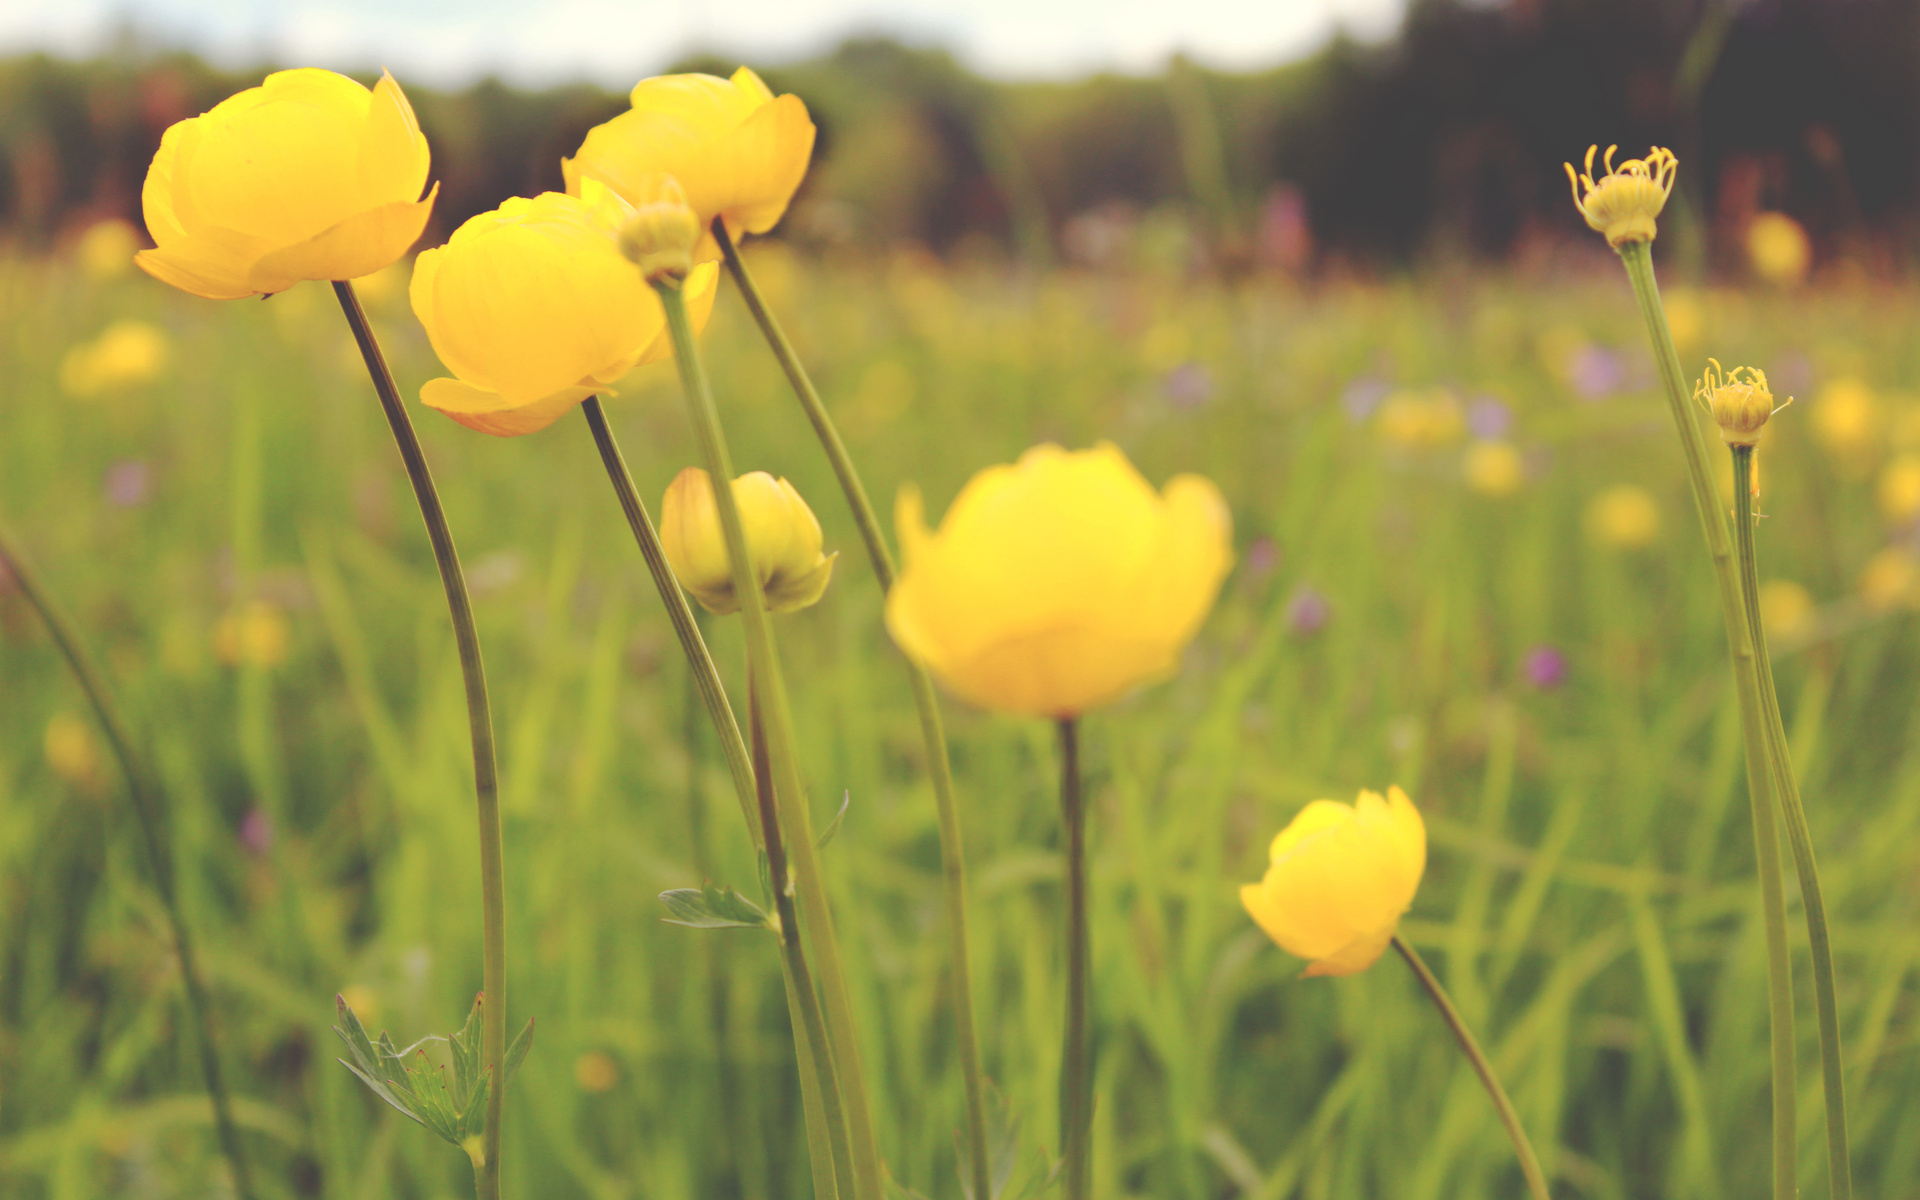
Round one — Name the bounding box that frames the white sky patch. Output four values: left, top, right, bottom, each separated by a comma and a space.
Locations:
0, 0, 1405, 86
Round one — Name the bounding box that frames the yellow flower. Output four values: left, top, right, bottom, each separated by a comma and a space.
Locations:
44, 712, 104, 793
574, 1051, 619, 1093
1587, 484, 1661, 550
1695, 358, 1786, 447
1880, 455, 1920, 524
59, 320, 170, 397
1859, 546, 1920, 611
1663, 288, 1703, 354
1813, 377, 1880, 463
213, 600, 291, 668
136, 69, 437, 299
1240, 786, 1426, 978
408, 182, 718, 437
1566, 145, 1678, 246
1747, 213, 1811, 286
1377, 388, 1464, 449
1463, 440, 1523, 496
563, 67, 815, 261
1758, 580, 1816, 642
74, 218, 142, 280
660, 468, 836, 615
885, 442, 1233, 718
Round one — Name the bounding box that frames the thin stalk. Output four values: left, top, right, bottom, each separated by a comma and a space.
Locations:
1391, 937, 1551, 1200
1057, 717, 1091, 1200
717, 221, 993, 1200
754, 676, 856, 1200
1734, 446, 1853, 1200
579, 396, 757, 838
654, 276, 886, 1200
332, 281, 506, 1200
1615, 242, 1797, 1200
0, 528, 257, 1200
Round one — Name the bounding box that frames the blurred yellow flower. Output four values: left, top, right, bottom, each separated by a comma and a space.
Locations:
408, 183, 718, 437
1463, 440, 1524, 496
1240, 786, 1426, 978
136, 69, 436, 299
44, 712, 104, 793
1859, 547, 1920, 611
59, 320, 170, 397
1587, 485, 1661, 549
1377, 388, 1464, 449
660, 468, 836, 615
213, 600, 291, 668
1813, 377, 1880, 464
1878, 454, 1920, 524
564, 67, 815, 262
1565, 144, 1677, 246
1696, 358, 1784, 447
885, 442, 1232, 718
74, 218, 142, 280
574, 1050, 619, 1093
1663, 288, 1703, 354
1758, 579, 1816, 642
1747, 213, 1811, 286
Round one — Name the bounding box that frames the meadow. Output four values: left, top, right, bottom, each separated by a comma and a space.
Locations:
4, 235, 1920, 1200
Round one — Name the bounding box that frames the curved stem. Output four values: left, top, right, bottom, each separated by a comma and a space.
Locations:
1734, 446, 1853, 1200
718, 221, 993, 1200
332, 281, 505, 1200
1057, 717, 1091, 1200
0, 528, 257, 1200
1615, 242, 1796, 1200
654, 276, 886, 1200
1392, 937, 1551, 1200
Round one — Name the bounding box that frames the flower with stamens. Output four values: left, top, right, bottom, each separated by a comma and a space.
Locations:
1565, 145, 1678, 247
1696, 358, 1789, 448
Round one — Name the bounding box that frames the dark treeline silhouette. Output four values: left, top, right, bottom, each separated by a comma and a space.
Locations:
3, 0, 1916, 272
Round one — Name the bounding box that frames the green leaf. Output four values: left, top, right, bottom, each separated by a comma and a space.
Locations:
503, 1016, 535, 1086
817, 790, 851, 849
333, 995, 423, 1126
660, 883, 771, 930
449, 994, 484, 1104
404, 1045, 465, 1146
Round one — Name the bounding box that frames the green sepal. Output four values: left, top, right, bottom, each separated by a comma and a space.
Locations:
817, 789, 851, 849
660, 883, 772, 929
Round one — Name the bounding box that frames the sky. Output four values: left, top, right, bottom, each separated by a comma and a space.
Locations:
0, 0, 1406, 87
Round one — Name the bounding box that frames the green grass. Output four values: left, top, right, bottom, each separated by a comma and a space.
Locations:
4, 245, 1920, 1200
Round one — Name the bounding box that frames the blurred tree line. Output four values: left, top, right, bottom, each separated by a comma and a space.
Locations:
3, 0, 1916, 273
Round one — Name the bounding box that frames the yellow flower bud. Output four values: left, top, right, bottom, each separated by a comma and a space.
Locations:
409, 181, 718, 437
136, 69, 437, 299
1586, 484, 1661, 550
564, 67, 816, 262
1565, 145, 1678, 247
1695, 358, 1785, 447
616, 174, 703, 280
884, 443, 1233, 718
1240, 786, 1426, 977
660, 467, 836, 615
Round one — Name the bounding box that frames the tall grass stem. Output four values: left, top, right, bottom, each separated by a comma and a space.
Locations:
1057, 717, 1091, 1200
716, 220, 994, 1200
0, 527, 258, 1200
331, 280, 506, 1200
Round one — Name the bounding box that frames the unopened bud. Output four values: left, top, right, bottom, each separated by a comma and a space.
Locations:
661, 467, 837, 615
1696, 358, 1788, 447
1566, 145, 1679, 247
616, 174, 701, 281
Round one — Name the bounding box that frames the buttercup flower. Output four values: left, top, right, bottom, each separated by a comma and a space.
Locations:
1566, 145, 1678, 247
1241, 786, 1427, 977
408, 181, 718, 436
564, 67, 815, 261
885, 442, 1233, 718
137, 69, 436, 299
1696, 358, 1788, 447
660, 468, 836, 615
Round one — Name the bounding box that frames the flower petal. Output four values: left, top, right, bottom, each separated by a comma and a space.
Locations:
247, 185, 438, 291
420, 376, 596, 437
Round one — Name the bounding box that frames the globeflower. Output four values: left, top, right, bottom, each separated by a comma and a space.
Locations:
408, 181, 717, 436
1240, 787, 1427, 977
885, 442, 1233, 718
137, 69, 436, 299
564, 67, 815, 261
660, 468, 836, 615
1565, 145, 1678, 247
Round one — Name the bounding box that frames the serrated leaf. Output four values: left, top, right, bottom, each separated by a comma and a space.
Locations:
458, 1073, 491, 1142
336, 1057, 425, 1126
817, 790, 851, 849
404, 1047, 465, 1146
334, 995, 423, 1123
450, 994, 484, 1103
660, 883, 771, 929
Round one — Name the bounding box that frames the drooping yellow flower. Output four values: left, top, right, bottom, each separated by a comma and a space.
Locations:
1463, 440, 1524, 496
1240, 786, 1426, 978
1565, 145, 1678, 247
1695, 358, 1786, 447
136, 69, 437, 299
660, 468, 836, 615
885, 443, 1233, 718
59, 320, 170, 397
408, 181, 718, 437
1586, 484, 1661, 550
563, 67, 815, 261
1747, 212, 1811, 286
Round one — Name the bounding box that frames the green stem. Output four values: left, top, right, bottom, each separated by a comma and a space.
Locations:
1391, 937, 1551, 1200
579, 397, 758, 840
1057, 717, 1091, 1200
1615, 242, 1796, 1200
332, 281, 505, 1200
1734, 446, 1853, 1200
717, 221, 993, 1200
0, 528, 257, 1200
654, 276, 886, 1200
